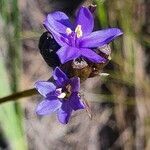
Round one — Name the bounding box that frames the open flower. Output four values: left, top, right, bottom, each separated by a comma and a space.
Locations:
44, 6, 123, 64
35, 67, 85, 124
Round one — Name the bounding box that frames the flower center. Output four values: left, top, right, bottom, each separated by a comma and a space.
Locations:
65, 25, 83, 38
56, 88, 66, 99
65, 25, 83, 47
56, 84, 72, 100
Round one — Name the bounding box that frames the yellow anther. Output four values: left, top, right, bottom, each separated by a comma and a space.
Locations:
75, 25, 83, 38
66, 28, 72, 35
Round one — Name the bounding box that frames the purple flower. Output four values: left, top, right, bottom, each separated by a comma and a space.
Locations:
35, 67, 85, 124
44, 6, 123, 64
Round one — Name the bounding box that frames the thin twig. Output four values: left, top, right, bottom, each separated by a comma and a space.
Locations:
0, 88, 39, 104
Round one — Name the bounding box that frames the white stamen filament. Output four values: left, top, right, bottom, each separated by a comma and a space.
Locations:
75, 25, 83, 38
58, 92, 66, 99
66, 27, 72, 35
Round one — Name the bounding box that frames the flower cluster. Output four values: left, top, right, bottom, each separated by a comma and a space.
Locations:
36, 5, 123, 124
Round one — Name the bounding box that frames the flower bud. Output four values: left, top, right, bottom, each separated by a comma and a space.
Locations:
61, 58, 92, 82
89, 45, 111, 77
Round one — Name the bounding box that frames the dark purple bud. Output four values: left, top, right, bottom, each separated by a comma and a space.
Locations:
38, 32, 61, 68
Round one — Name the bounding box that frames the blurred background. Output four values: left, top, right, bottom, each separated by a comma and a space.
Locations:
0, 0, 149, 149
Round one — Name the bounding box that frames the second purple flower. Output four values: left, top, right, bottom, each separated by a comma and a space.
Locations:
35, 67, 85, 124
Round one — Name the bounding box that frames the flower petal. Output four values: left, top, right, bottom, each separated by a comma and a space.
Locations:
56, 46, 80, 64
79, 28, 123, 48
44, 11, 72, 34
70, 77, 80, 92
57, 102, 72, 124
36, 98, 61, 115
75, 6, 94, 36
44, 21, 68, 47
81, 48, 106, 63
35, 81, 56, 97
69, 92, 85, 111
44, 11, 72, 46
53, 67, 68, 87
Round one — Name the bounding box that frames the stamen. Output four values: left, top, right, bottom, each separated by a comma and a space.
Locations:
65, 84, 72, 93
75, 25, 83, 38
66, 28, 72, 35
58, 92, 66, 99
56, 88, 62, 95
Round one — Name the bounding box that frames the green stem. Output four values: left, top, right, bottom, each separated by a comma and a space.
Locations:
0, 88, 38, 104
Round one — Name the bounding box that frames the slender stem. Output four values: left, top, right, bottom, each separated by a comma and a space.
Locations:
0, 88, 39, 104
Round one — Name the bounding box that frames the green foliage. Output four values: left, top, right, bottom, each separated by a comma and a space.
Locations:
94, 0, 108, 27
0, 0, 27, 149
